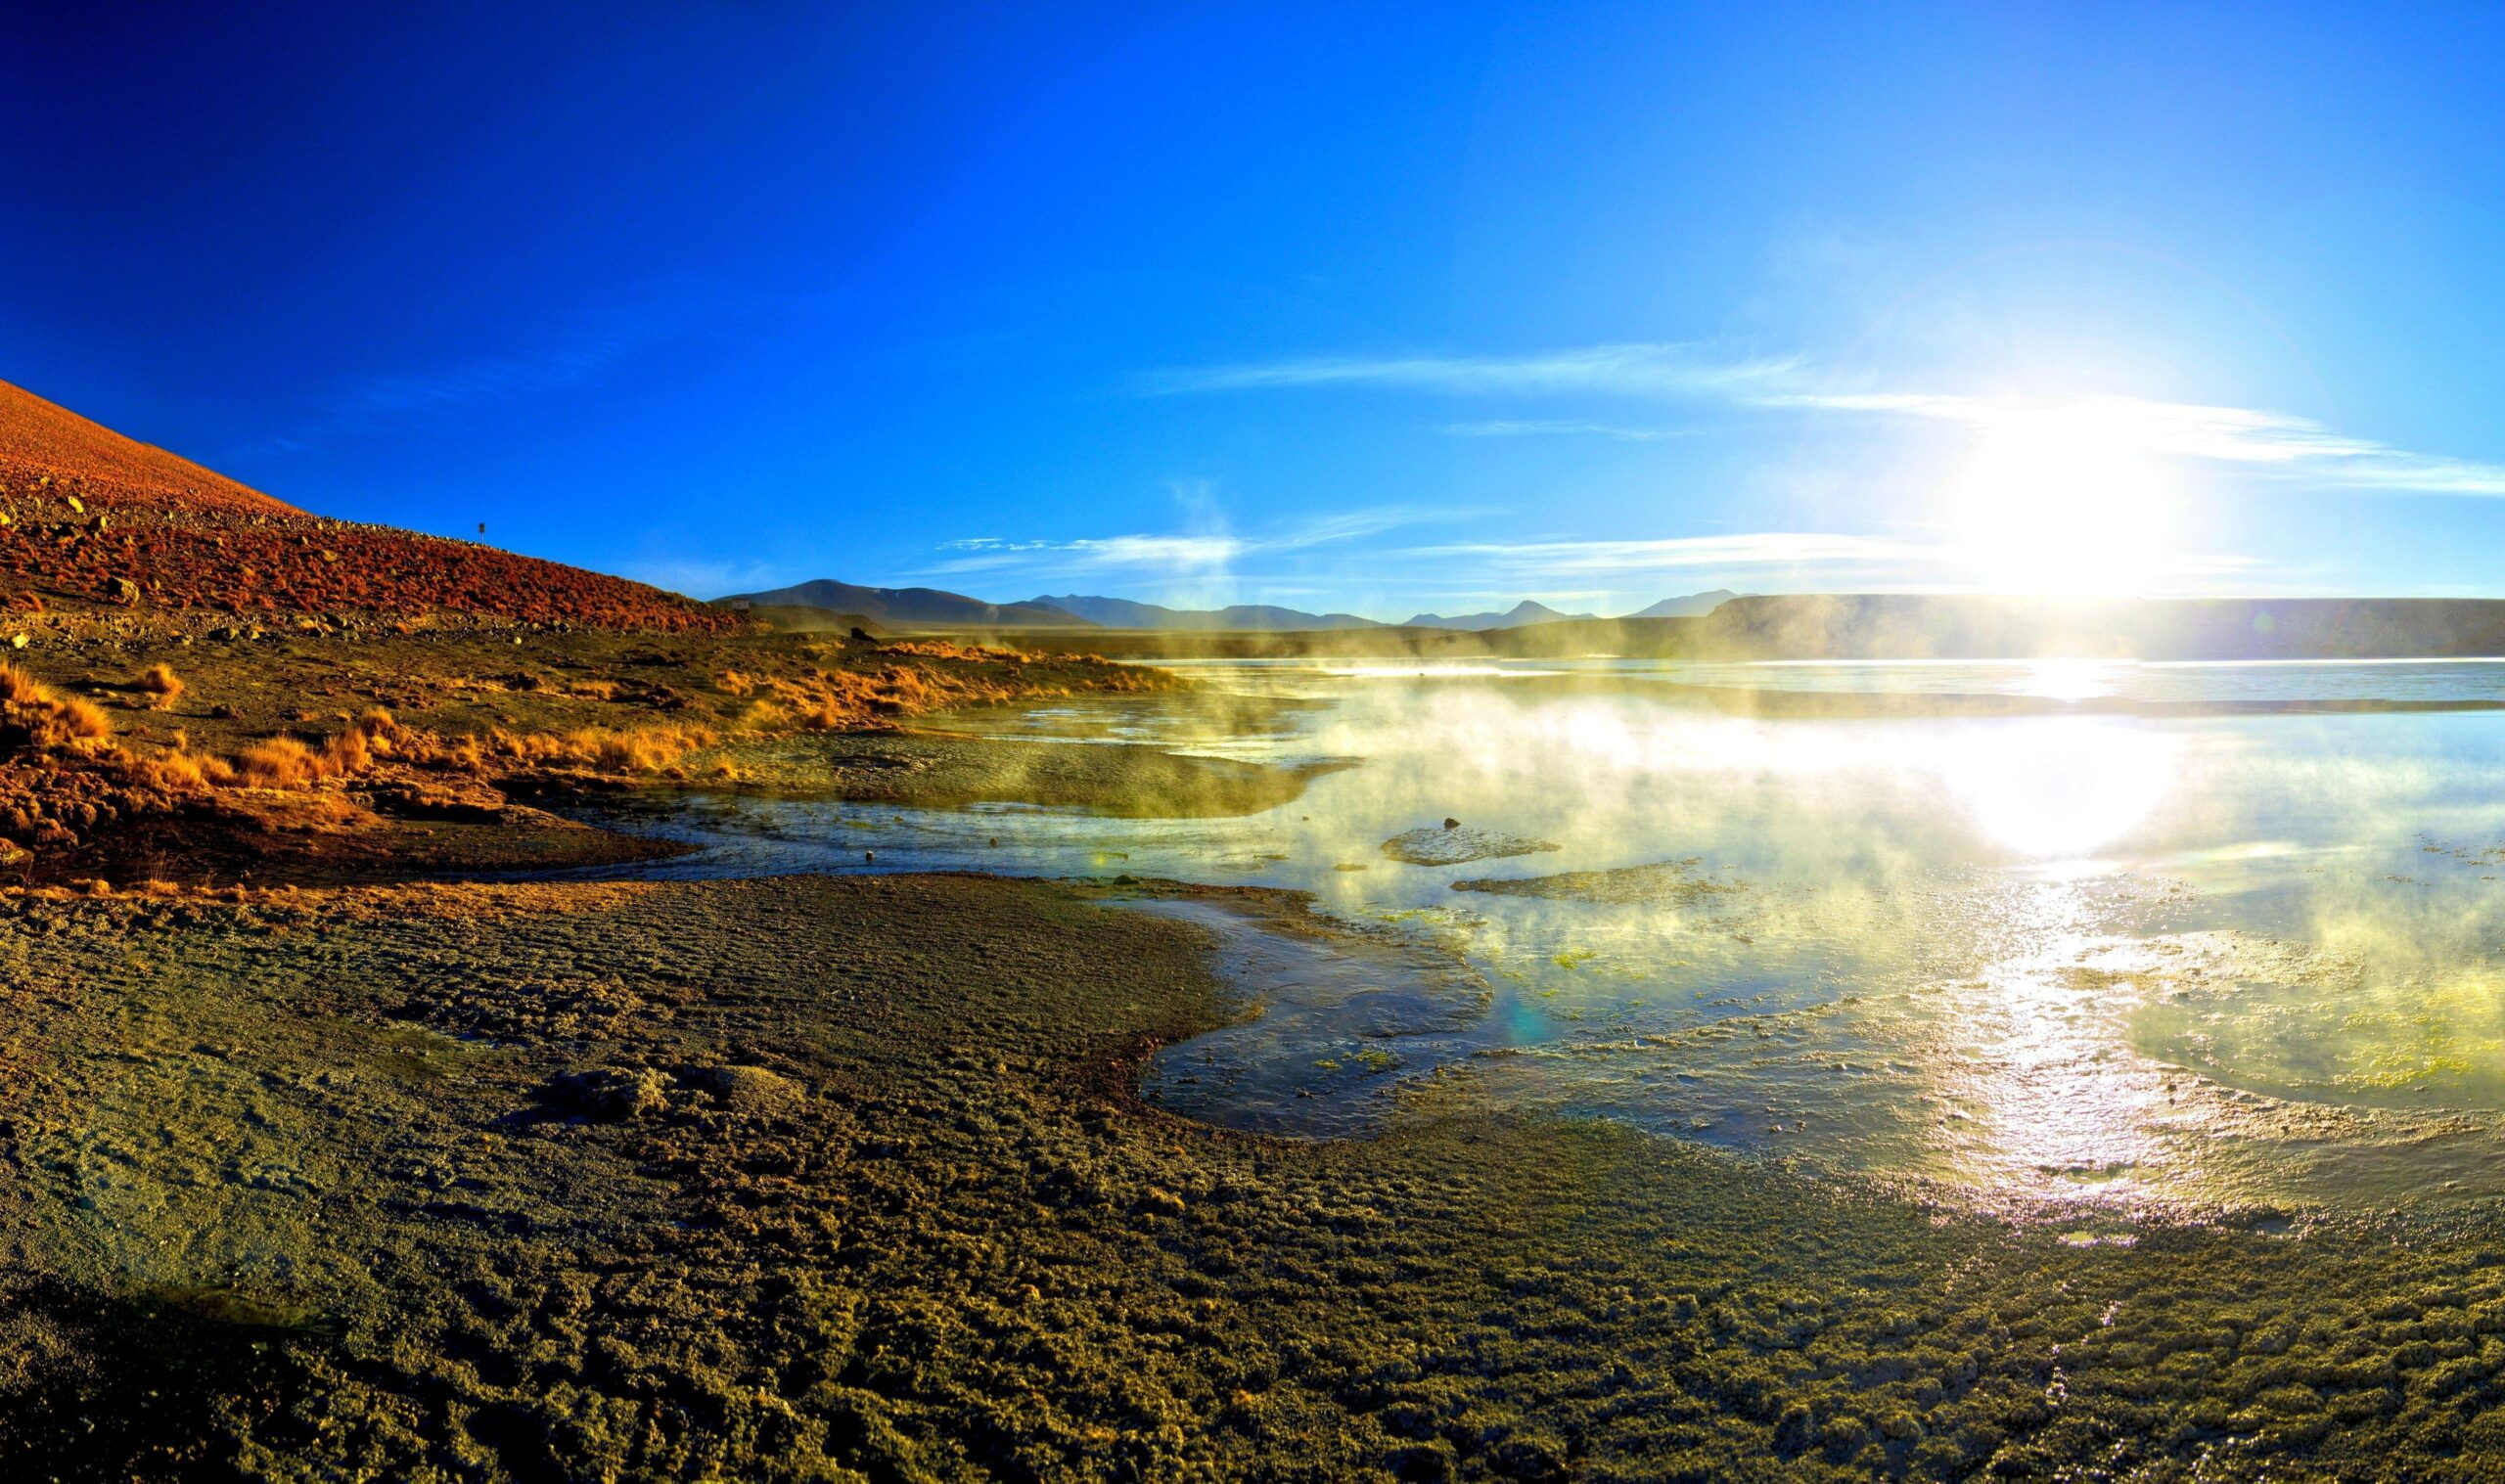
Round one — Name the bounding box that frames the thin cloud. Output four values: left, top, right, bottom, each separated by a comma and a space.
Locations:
1400, 530, 2260, 582
1264, 505, 1458, 549
1406, 532, 1943, 576
1067, 534, 1246, 567
1155, 343, 1798, 398
1443, 420, 1694, 441
1770, 389, 2505, 494
1171, 342, 2505, 498
915, 534, 1243, 580
915, 505, 1456, 581
325, 340, 638, 422
256, 281, 813, 451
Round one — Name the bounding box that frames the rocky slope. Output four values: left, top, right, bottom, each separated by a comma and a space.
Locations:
0, 378, 733, 632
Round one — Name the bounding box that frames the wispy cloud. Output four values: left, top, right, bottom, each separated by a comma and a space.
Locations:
248, 281, 808, 453
1767, 390, 2505, 496
1169, 342, 2505, 498
914, 504, 1453, 581
320, 340, 642, 424
1397, 531, 2260, 584
1443, 420, 1693, 441
919, 534, 1245, 579
1156, 343, 1797, 398
1403, 532, 1943, 576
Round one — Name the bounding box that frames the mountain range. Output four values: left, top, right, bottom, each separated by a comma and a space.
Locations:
718, 580, 1741, 631
1623, 589, 1739, 618
1399, 599, 1597, 631
718, 580, 1093, 628
1025, 594, 1382, 630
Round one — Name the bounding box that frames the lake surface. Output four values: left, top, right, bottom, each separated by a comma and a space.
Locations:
608, 657, 2505, 1219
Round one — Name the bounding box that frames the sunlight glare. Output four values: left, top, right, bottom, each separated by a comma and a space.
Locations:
1952, 407, 2178, 595
1943, 719, 2180, 860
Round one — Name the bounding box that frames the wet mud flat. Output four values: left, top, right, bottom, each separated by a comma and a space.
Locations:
8, 877, 2505, 1479
689, 729, 1352, 817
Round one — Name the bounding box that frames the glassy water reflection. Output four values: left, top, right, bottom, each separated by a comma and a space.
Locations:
598, 658, 2505, 1218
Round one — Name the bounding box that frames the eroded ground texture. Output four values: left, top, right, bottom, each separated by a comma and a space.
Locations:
6, 875, 2505, 1481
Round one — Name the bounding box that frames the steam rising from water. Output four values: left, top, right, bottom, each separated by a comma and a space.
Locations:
623, 658, 2505, 1218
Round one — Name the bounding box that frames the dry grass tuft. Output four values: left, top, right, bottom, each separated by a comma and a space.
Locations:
136, 749, 236, 791
1, 662, 114, 750
230, 708, 403, 788
140, 662, 185, 708
235, 735, 323, 787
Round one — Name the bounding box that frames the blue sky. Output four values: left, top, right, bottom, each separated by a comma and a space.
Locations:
8, 3, 2505, 617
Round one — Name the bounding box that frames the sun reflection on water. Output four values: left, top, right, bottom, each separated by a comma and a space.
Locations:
1938, 718, 2181, 861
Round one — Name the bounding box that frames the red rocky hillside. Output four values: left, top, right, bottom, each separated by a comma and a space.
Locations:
0, 378, 736, 632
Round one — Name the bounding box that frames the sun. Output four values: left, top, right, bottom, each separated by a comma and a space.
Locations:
1950, 406, 2177, 595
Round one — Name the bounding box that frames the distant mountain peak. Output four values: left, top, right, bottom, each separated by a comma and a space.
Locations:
1401, 599, 1597, 631
1624, 589, 1741, 619
1026, 594, 1384, 631
717, 579, 1095, 628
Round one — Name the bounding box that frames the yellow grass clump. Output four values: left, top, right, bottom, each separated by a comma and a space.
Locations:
1, 662, 113, 750
478, 722, 719, 775
135, 749, 237, 792
139, 662, 185, 709
231, 709, 401, 787
235, 735, 323, 787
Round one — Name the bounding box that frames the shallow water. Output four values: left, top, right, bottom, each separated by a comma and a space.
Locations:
597, 657, 2505, 1218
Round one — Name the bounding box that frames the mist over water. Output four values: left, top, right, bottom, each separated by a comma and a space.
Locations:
616, 658, 2505, 1219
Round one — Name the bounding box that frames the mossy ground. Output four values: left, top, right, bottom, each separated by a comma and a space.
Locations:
691, 730, 1345, 817
5, 876, 2505, 1480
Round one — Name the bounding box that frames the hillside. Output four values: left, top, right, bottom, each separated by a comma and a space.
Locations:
719, 579, 1092, 629
0, 377, 302, 517
0, 379, 731, 631
735, 604, 887, 635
